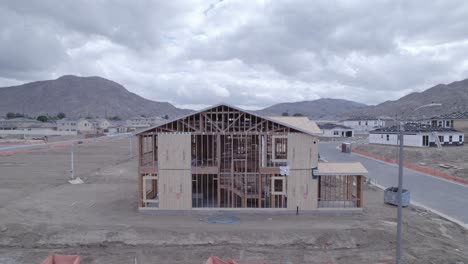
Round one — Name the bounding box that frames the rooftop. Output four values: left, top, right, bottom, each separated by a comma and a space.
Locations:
370, 123, 461, 133
316, 162, 368, 176
129, 116, 165, 120
268, 116, 321, 134
88, 118, 109, 123
56, 118, 87, 122
110, 120, 127, 126
0, 118, 40, 122
0, 121, 56, 129
136, 103, 323, 136
343, 116, 381, 121
431, 111, 468, 120
318, 123, 352, 130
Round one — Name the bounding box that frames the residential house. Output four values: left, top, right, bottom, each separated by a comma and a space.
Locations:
0, 118, 40, 130
17, 122, 58, 134
89, 118, 111, 133
135, 104, 367, 212
56, 118, 93, 133
342, 117, 385, 134
0, 118, 71, 136
318, 123, 354, 138
424, 112, 468, 135
126, 116, 166, 128
107, 121, 129, 134
369, 123, 464, 147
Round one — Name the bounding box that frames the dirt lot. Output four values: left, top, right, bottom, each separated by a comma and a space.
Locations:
0, 135, 86, 147
0, 138, 466, 263
353, 143, 468, 180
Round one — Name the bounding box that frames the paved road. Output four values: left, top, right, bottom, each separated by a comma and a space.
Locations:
319, 142, 468, 228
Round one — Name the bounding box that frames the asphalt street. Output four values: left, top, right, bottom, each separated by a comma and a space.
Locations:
319, 142, 468, 228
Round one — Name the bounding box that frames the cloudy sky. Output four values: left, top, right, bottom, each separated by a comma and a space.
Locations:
1, 1, 468, 110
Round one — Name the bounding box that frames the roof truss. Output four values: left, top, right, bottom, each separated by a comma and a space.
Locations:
137, 104, 301, 134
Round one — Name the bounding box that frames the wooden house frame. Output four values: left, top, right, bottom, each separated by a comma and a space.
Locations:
135, 104, 367, 211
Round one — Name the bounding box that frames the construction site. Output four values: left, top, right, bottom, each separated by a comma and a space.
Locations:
0, 128, 466, 263
136, 104, 367, 212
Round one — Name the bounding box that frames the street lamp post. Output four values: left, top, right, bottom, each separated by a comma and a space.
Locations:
396, 122, 404, 263
395, 103, 441, 264
129, 135, 133, 158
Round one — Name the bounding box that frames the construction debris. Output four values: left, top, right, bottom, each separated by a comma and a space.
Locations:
205, 256, 237, 264
439, 164, 452, 169
68, 177, 84, 184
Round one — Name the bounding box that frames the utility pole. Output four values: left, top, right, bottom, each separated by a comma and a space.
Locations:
394, 103, 441, 264
396, 123, 404, 264
129, 136, 133, 158
70, 144, 74, 180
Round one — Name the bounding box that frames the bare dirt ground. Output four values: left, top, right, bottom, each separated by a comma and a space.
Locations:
45, 135, 86, 142
353, 143, 468, 180
0, 138, 466, 264
0, 135, 85, 146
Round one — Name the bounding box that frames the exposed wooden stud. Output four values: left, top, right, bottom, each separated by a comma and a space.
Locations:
136, 105, 362, 211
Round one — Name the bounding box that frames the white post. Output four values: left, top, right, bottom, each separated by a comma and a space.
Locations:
70, 144, 74, 180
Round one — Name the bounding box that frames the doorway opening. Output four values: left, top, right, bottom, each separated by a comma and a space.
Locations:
422, 135, 429, 146
192, 174, 218, 208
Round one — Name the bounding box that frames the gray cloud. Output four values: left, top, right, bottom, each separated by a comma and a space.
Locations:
0, 7, 69, 80
0, 0, 468, 109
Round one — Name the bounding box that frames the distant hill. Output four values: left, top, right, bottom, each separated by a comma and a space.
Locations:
352, 78, 468, 119
257, 78, 468, 120
0, 75, 191, 119
256, 98, 368, 119
2, 75, 467, 121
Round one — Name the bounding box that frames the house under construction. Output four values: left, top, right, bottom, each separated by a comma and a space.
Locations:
136, 104, 368, 211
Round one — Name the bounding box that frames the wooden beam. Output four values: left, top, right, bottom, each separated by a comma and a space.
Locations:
202, 113, 223, 132
191, 166, 219, 174
246, 120, 266, 132
138, 135, 143, 207
224, 113, 244, 132
259, 167, 281, 174
357, 176, 363, 208
180, 119, 198, 132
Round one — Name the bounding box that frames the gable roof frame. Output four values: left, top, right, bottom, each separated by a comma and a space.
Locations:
134, 103, 321, 136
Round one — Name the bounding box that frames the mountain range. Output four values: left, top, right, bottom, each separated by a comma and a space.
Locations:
256, 98, 367, 119
350, 79, 468, 119
1, 75, 467, 120
259, 79, 468, 120
0, 75, 190, 119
